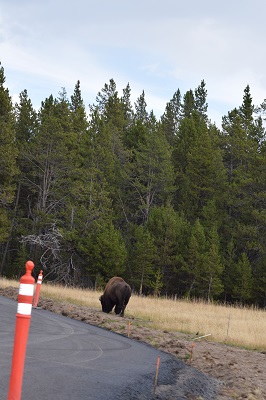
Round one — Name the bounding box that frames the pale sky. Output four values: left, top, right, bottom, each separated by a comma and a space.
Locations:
0, 0, 265, 127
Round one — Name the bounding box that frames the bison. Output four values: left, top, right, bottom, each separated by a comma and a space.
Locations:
99, 277, 131, 317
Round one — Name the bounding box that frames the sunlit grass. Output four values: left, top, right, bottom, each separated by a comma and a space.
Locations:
1, 278, 265, 350
40, 284, 101, 308
0, 278, 20, 289
131, 296, 266, 349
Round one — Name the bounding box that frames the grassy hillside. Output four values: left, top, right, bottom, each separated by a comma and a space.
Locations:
1, 278, 265, 351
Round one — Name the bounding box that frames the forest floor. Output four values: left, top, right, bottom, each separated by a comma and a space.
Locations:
1, 286, 265, 399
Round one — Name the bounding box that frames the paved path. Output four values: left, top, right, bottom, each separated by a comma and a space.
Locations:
0, 296, 182, 399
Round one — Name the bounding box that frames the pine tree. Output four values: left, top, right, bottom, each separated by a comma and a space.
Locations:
222, 97, 263, 259
239, 84, 253, 129
134, 90, 148, 123
184, 219, 207, 298
121, 83, 134, 129
1, 90, 38, 273
129, 224, 156, 294
185, 120, 227, 219
18, 91, 84, 281
233, 253, 253, 304
204, 226, 224, 301
70, 80, 88, 139
0, 64, 18, 250
194, 80, 208, 120
181, 89, 195, 118
125, 122, 174, 224
80, 222, 127, 281
220, 87, 266, 305
15, 89, 38, 143
161, 89, 181, 146
90, 79, 129, 195
222, 239, 237, 302
173, 112, 227, 222
147, 204, 190, 294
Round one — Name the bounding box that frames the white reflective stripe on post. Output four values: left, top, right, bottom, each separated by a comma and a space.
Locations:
17, 303, 32, 315
37, 277, 43, 284
19, 283, 34, 296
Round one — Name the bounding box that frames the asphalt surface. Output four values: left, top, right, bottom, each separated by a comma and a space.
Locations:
0, 296, 221, 399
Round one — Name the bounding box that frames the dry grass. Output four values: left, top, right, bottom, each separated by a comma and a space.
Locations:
129, 296, 266, 350
1, 278, 265, 350
0, 278, 20, 289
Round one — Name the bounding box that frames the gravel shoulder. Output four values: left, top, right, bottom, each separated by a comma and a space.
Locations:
1, 286, 265, 399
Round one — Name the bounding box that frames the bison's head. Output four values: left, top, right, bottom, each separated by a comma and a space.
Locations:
99, 294, 113, 313
99, 295, 108, 312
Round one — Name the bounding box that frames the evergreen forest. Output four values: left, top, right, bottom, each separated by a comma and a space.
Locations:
1, 63, 266, 307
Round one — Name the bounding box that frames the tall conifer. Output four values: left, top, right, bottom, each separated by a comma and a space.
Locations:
0, 64, 17, 245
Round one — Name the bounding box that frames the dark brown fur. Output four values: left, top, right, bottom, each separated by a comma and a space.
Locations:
99, 277, 131, 317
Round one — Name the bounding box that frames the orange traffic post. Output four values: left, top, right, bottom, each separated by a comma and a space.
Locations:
8, 260, 35, 400
33, 270, 43, 308
190, 341, 195, 363
153, 355, 161, 394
